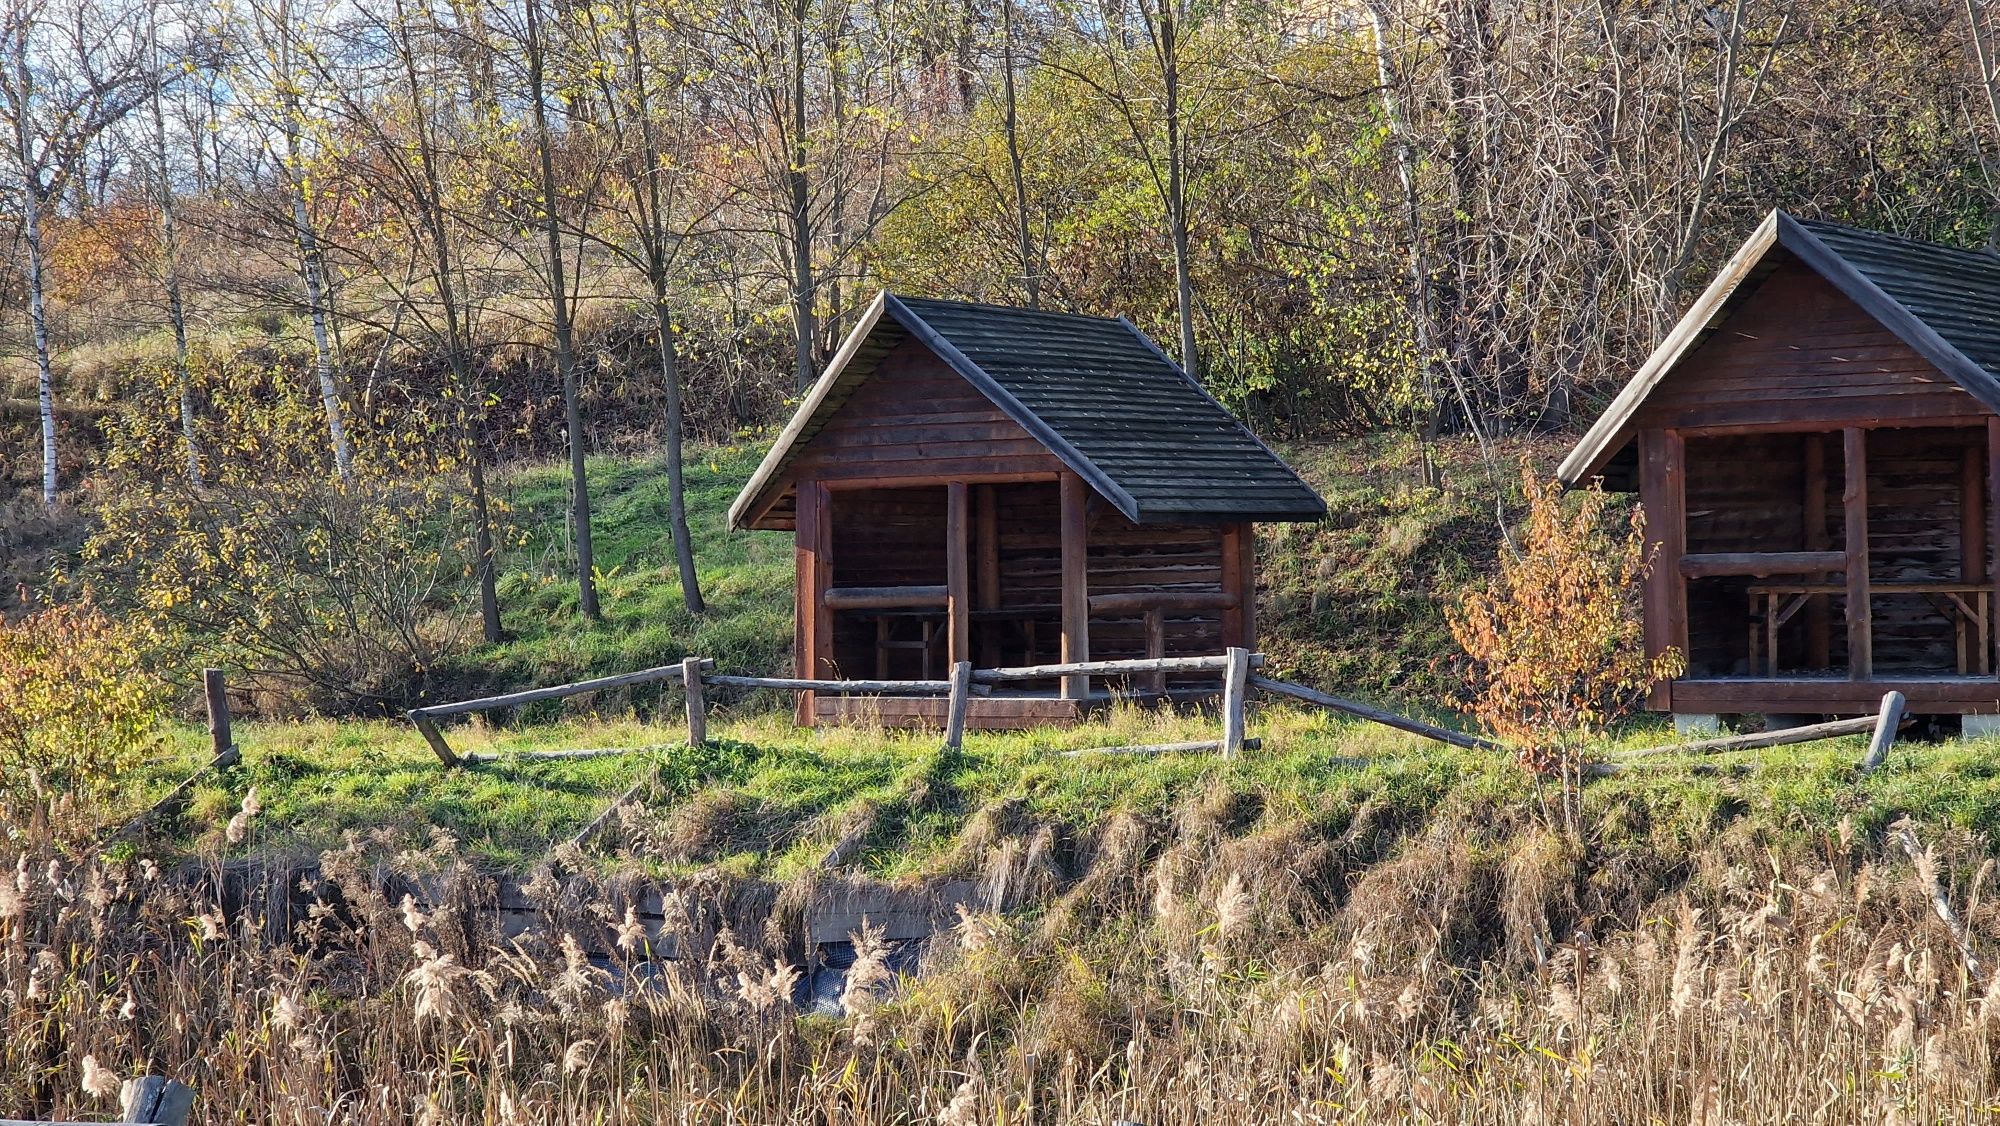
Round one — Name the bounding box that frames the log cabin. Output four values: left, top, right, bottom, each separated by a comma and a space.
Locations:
1560, 210, 2000, 729
728, 292, 1327, 729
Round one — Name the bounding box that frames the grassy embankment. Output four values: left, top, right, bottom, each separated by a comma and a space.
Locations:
109, 433, 2000, 873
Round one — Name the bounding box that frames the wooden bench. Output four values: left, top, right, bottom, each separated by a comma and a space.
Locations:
1747, 580, 1993, 676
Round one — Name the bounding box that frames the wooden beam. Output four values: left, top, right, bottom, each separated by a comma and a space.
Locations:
1087, 591, 1239, 615
1805, 433, 1831, 669
974, 653, 1264, 682
797, 479, 834, 722
943, 661, 972, 751
976, 484, 1002, 668
1249, 675, 1499, 751
1638, 429, 1687, 708
1678, 551, 1846, 578
946, 482, 970, 667
823, 585, 948, 610
1990, 418, 2000, 679
1844, 427, 1872, 679
407, 659, 713, 721
1221, 647, 1251, 757
1059, 472, 1091, 699
1219, 523, 1251, 649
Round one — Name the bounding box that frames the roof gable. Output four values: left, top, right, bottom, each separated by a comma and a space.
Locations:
1559, 211, 2000, 484
729, 293, 1327, 528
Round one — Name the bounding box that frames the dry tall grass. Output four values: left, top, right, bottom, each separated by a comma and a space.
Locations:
6, 793, 2000, 1122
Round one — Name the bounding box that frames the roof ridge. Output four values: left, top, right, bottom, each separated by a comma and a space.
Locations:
1793, 215, 2000, 263
889, 292, 1129, 325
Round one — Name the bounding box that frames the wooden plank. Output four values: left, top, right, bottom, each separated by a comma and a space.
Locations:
1667, 677, 2000, 714
1805, 433, 1832, 668
823, 585, 949, 610
1249, 675, 1499, 750
1675, 415, 1988, 439
1063, 738, 1262, 758
1086, 590, 1238, 614
821, 470, 1063, 491
1221, 646, 1251, 757
976, 484, 1002, 667
408, 659, 712, 721
1059, 472, 1091, 699
1678, 551, 1847, 578
707, 674, 953, 693
815, 693, 1085, 730
943, 661, 972, 750
1612, 715, 1879, 759
1220, 523, 1246, 649
122, 1076, 195, 1126
795, 479, 833, 723
946, 482, 970, 666
974, 653, 1264, 682
1845, 426, 1872, 679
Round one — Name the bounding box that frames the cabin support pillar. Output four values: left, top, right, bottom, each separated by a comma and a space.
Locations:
1220, 523, 1257, 651
975, 484, 1002, 668
946, 482, 971, 667
1988, 419, 2000, 680
1844, 427, 1872, 679
1059, 472, 1091, 699
1639, 428, 1687, 708
1804, 434, 1832, 669
795, 479, 833, 724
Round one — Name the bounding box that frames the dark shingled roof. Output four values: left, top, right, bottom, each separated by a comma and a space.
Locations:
1794, 219, 2000, 391
1560, 211, 2000, 485
730, 293, 1327, 528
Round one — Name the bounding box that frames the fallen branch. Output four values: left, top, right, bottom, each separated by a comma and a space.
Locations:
1891, 817, 1983, 985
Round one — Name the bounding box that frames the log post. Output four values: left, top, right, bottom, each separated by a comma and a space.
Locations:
410, 713, 460, 768
1859, 690, 1908, 775
1220, 647, 1251, 757
796, 479, 833, 723
943, 660, 972, 751
203, 668, 239, 768
976, 484, 1002, 669
946, 482, 970, 667
1988, 418, 2000, 679
121, 1075, 196, 1126
1638, 429, 1687, 708
1142, 607, 1166, 695
1844, 427, 1872, 679
1059, 472, 1091, 700
682, 656, 706, 749
1804, 433, 1831, 669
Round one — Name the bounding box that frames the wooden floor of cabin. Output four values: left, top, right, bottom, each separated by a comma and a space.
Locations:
1669, 676, 2000, 715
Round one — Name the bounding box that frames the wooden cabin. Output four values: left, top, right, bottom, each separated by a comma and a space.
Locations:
1561, 210, 2000, 726
728, 292, 1327, 729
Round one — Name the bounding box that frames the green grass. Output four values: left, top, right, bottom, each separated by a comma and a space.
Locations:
97, 435, 2000, 873
434, 444, 794, 702
120, 701, 2000, 874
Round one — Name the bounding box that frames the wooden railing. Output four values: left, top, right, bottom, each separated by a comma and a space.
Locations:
405, 649, 1496, 765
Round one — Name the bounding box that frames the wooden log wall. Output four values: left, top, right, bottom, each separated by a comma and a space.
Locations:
1632, 256, 1986, 433
1678, 426, 1984, 678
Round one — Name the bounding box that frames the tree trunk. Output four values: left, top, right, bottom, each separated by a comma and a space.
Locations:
283, 104, 352, 482
13, 30, 55, 507
654, 294, 705, 613
788, 0, 815, 391
1003, 0, 1038, 307
1159, 2, 1197, 378
150, 12, 200, 487
526, 0, 600, 621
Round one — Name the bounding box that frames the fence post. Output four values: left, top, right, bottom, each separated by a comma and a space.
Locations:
203, 668, 239, 768
121, 1075, 196, 1126
682, 656, 707, 748
409, 712, 461, 768
1220, 647, 1251, 757
1859, 690, 1908, 775
944, 661, 973, 751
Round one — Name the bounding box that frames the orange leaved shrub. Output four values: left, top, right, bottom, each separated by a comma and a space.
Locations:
1448, 462, 1682, 774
